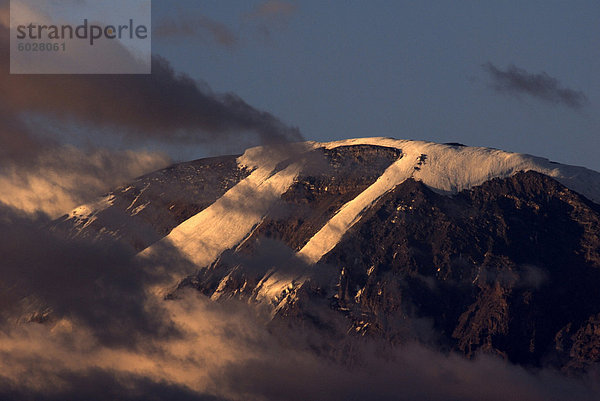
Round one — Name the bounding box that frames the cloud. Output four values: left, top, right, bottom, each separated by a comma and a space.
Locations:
244, 1, 297, 40
0, 204, 185, 346
0, 146, 170, 218
0, 54, 302, 155
0, 16, 302, 167
0, 285, 274, 400
219, 341, 600, 401
248, 1, 297, 19
0, 2, 7, 28
482, 62, 589, 110
0, 0, 300, 214
155, 3, 298, 47
0, 369, 228, 401
154, 15, 237, 47
0, 290, 599, 401
0, 202, 598, 400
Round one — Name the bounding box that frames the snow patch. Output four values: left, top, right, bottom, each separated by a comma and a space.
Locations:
211, 272, 234, 301
126, 183, 150, 213
140, 143, 318, 267
66, 194, 116, 232
68, 194, 115, 220
298, 150, 415, 264
322, 138, 600, 203
254, 270, 297, 305
252, 269, 303, 315
130, 202, 149, 216
298, 138, 600, 264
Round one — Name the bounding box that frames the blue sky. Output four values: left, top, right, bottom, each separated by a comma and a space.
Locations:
152, 1, 600, 170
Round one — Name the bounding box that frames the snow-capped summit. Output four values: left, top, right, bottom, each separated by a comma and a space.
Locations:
320, 138, 600, 202
140, 137, 600, 267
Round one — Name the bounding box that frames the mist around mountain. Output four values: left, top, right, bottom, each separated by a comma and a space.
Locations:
2, 138, 600, 401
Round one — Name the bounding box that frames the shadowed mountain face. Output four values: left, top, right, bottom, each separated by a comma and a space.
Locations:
321, 171, 600, 371
181, 170, 600, 373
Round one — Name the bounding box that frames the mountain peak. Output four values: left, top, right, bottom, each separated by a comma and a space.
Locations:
51, 137, 600, 373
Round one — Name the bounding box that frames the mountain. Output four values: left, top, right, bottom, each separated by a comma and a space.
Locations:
54, 138, 600, 372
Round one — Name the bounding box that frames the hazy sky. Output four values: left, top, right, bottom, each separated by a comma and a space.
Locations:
152, 1, 600, 170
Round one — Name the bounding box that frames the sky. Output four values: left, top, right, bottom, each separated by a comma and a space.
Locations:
151, 1, 600, 170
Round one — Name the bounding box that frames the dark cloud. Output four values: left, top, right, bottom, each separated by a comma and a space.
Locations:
482, 62, 589, 110
0, 55, 302, 154
0, 369, 229, 401
0, 103, 52, 163
0, 204, 182, 346
0, 20, 302, 166
154, 15, 237, 47
0, 220, 599, 401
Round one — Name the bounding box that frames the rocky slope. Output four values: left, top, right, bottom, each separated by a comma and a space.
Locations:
53, 138, 600, 372
53, 155, 250, 251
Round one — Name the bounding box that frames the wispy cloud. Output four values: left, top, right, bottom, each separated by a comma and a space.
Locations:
248, 0, 297, 19
0, 1, 7, 28
482, 62, 589, 110
244, 1, 298, 40
154, 3, 299, 47
154, 15, 237, 47
0, 147, 170, 217
0, 56, 302, 159
0, 284, 598, 401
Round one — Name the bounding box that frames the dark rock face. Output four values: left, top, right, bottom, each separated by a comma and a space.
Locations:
319, 171, 600, 371
182, 169, 600, 373
555, 314, 600, 373
52, 155, 250, 251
